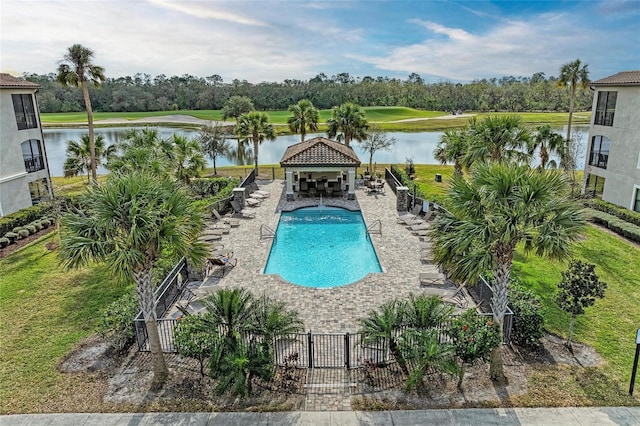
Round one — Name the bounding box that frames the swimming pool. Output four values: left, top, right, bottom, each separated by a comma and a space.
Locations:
264, 207, 382, 288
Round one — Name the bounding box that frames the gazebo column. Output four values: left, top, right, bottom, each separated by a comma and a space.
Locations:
396, 186, 409, 212
285, 169, 294, 201
347, 169, 356, 200
233, 187, 246, 207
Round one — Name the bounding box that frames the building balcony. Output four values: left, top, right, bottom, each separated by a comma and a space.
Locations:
24, 155, 45, 173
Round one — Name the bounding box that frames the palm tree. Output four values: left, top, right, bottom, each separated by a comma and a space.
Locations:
403, 294, 454, 330
359, 300, 409, 376
287, 99, 320, 142
59, 172, 208, 387
168, 134, 206, 184
326, 102, 368, 147
557, 59, 590, 144
430, 163, 585, 380
434, 128, 468, 176
464, 115, 532, 166
63, 134, 115, 183
57, 44, 105, 182
234, 111, 276, 175
203, 288, 255, 348
107, 128, 170, 176
529, 124, 565, 169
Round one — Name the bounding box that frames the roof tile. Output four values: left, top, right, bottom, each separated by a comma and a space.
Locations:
0, 73, 40, 89
591, 70, 640, 87
280, 137, 361, 167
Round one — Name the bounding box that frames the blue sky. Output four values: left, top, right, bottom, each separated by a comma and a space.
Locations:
1, 0, 639, 83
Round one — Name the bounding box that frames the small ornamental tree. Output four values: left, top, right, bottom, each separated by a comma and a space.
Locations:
556, 259, 607, 348
174, 314, 216, 378
448, 309, 501, 388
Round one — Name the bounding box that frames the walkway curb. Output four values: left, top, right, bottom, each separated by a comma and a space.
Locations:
2, 407, 639, 425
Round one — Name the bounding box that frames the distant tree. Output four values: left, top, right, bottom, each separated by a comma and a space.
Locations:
107, 128, 171, 176
63, 133, 114, 183
234, 111, 276, 175
198, 122, 229, 175
434, 128, 468, 176
287, 99, 319, 142
557, 59, 590, 144
326, 102, 368, 147
556, 260, 606, 348
56, 44, 106, 182
222, 95, 254, 121
464, 115, 532, 166
529, 124, 565, 169
358, 125, 396, 176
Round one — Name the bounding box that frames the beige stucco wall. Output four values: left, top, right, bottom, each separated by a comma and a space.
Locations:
583, 85, 640, 210
0, 87, 52, 216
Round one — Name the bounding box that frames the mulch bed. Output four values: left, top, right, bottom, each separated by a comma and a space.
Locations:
0, 227, 55, 259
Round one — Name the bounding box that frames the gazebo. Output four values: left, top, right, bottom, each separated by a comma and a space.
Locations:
280, 137, 361, 200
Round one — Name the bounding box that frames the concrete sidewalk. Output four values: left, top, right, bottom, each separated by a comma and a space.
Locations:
2, 407, 639, 425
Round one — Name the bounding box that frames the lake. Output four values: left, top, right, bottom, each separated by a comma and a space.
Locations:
42, 126, 589, 177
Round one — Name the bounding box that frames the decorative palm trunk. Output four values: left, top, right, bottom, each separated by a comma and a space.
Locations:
345, 135, 351, 147
390, 339, 409, 376
566, 85, 576, 144
134, 266, 168, 385
489, 244, 514, 381
80, 80, 97, 182
540, 146, 549, 170
253, 135, 259, 175
454, 161, 463, 177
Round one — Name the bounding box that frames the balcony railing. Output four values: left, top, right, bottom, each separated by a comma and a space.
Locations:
24, 155, 44, 173
588, 150, 609, 169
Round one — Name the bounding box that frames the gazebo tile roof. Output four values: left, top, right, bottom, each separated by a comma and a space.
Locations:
591, 70, 640, 87
280, 137, 361, 167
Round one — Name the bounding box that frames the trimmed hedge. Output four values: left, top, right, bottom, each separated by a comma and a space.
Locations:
587, 209, 640, 244
0, 203, 52, 236
584, 198, 640, 227
508, 280, 545, 349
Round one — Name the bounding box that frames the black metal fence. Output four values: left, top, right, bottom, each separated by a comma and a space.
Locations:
133, 258, 189, 351
467, 276, 514, 343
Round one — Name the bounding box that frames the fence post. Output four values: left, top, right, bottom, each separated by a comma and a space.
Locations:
345, 333, 350, 369
307, 331, 313, 369
272, 167, 275, 181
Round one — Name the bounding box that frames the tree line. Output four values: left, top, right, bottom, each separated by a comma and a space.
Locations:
25, 70, 593, 114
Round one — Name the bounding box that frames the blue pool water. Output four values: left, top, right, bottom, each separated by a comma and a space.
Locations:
264, 207, 382, 288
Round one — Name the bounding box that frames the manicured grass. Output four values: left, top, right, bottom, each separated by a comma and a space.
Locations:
0, 234, 132, 413
512, 225, 640, 389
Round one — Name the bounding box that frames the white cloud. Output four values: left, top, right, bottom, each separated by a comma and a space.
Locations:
348, 14, 601, 81
145, 0, 269, 26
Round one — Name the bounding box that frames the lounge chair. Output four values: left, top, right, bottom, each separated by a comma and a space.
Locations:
412, 229, 430, 237
230, 200, 257, 218
409, 223, 431, 231
442, 284, 469, 309
419, 272, 445, 286
208, 223, 231, 233
205, 252, 238, 277
212, 209, 240, 227
420, 251, 435, 263
249, 182, 270, 197
199, 233, 222, 242
397, 205, 422, 224
245, 198, 261, 207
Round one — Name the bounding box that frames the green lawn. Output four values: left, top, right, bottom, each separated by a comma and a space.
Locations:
0, 234, 131, 413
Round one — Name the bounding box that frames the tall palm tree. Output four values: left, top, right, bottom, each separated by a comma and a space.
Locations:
359, 300, 409, 375
529, 124, 565, 169
430, 163, 584, 380
59, 172, 207, 387
57, 44, 105, 182
326, 102, 368, 147
107, 128, 170, 176
287, 99, 320, 142
63, 134, 114, 183
168, 134, 206, 184
434, 128, 469, 176
557, 59, 590, 143
234, 111, 276, 175
464, 115, 532, 166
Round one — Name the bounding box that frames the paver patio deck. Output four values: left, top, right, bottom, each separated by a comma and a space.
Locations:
190, 179, 470, 333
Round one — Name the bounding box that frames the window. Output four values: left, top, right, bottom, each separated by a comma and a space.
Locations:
635, 189, 640, 213
588, 136, 611, 169
29, 179, 50, 205
585, 174, 605, 198
21, 139, 44, 172
594, 91, 616, 126
12, 94, 38, 130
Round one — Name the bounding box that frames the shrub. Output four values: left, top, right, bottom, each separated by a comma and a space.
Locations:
32, 221, 44, 231
12, 226, 24, 234
587, 209, 640, 244
0, 203, 53, 236
40, 219, 51, 228
17, 229, 30, 239
24, 225, 37, 235
585, 198, 640, 227
4, 232, 18, 244
0, 237, 9, 248
448, 309, 501, 364
97, 291, 139, 353
508, 280, 545, 348
189, 177, 239, 198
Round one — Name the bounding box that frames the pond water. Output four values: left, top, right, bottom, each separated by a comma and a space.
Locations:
42, 125, 589, 177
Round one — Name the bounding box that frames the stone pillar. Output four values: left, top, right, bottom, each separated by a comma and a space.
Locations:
396, 186, 409, 212
347, 169, 356, 200
233, 187, 246, 207
285, 170, 294, 201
